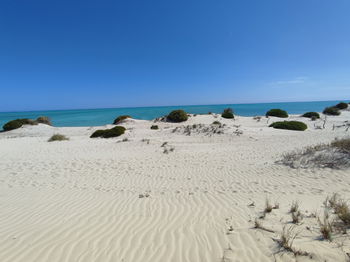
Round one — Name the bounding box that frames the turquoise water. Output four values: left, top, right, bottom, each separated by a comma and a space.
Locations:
0, 100, 346, 128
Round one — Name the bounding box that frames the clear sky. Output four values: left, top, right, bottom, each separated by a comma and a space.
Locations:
1, 0, 349, 111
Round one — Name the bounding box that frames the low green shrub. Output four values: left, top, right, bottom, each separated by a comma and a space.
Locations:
212, 121, 221, 125
221, 108, 234, 119
167, 110, 188, 122
48, 134, 69, 142
113, 115, 131, 124
335, 102, 348, 110
90, 126, 126, 138
3, 118, 37, 131
302, 112, 320, 119
269, 121, 307, 131
266, 109, 288, 118
323, 107, 340, 116
150, 125, 159, 130
37, 116, 52, 125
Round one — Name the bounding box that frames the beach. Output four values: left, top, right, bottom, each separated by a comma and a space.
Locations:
1, 112, 350, 262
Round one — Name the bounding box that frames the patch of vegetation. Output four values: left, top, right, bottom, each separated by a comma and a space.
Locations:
269, 121, 307, 131
48, 134, 69, 142
266, 109, 288, 118
331, 138, 350, 153
221, 108, 234, 119
90, 126, 126, 138
150, 125, 159, 130
37, 116, 52, 125
335, 102, 348, 110
3, 118, 37, 131
302, 112, 320, 119
166, 110, 188, 122
212, 121, 222, 125
323, 107, 340, 116
113, 115, 131, 124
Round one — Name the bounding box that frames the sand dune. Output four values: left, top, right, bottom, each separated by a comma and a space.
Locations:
1, 112, 350, 261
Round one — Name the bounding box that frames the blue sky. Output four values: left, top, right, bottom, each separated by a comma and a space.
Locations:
0, 0, 349, 111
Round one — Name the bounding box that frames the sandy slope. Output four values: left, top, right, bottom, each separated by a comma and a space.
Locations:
0, 112, 350, 262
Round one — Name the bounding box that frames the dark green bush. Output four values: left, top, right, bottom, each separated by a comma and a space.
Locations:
3, 119, 37, 131
269, 121, 307, 131
90, 126, 126, 138
113, 115, 131, 124
167, 110, 188, 122
212, 121, 221, 125
266, 109, 288, 118
335, 102, 348, 110
150, 125, 159, 130
221, 108, 234, 119
302, 112, 320, 119
323, 107, 340, 116
37, 116, 52, 125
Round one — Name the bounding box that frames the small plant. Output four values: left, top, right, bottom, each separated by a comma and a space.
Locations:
37, 116, 52, 125
90, 126, 126, 138
167, 110, 188, 122
161, 142, 168, 147
48, 134, 69, 142
264, 198, 273, 213
302, 112, 320, 119
212, 121, 222, 125
331, 138, 350, 153
266, 109, 288, 118
269, 121, 307, 131
253, 116, 262, 122
290, 201, 299, 213
278, 226, 297, 252
150, 125, 159, 130
221, 108, 234, 119
323, 107, 340, 116
113, 115, 131, 124
291, 211, 302, 224
335, 102, 348, 110
319, 213, 333, 241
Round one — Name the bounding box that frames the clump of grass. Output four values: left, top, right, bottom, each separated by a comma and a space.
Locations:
319, 212, 333, 241
150, 125, 159, 130
264, 198, 273, 213
212, 121, 222, 125
331, 138, 350, 153
292, 211, 302, 224
90, 126, 126, 138
36, 116, 52, 125
48, 134, 69, 142
113, 115, 131, 124
302, 112, 320, 119
323, 107, 340, 116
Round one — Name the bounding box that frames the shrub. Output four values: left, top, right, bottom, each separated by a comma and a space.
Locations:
302, 112, 320, 119
113, 115, 131, 124
335, 102, 348, 110
3, 118, 37, 131
90, 126, 126, 138
323, 107, 340, 116
167, 110, 188, 122
150, 125, 159, 130
48, 134, 69, 142
37, 116, 52, 125
266, 109, 288, 118
269, 121, 307, 131
331, 138, 350, 153
221, 108, 234, 119
212, 121, 221, 125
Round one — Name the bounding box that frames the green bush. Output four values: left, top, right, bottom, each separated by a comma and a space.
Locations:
167, 110, 188, 122
269, 121, 307, 131
335, 102, 348, 110
37, 116, 52, 125
150, 125, 159, 130
3, 118, 37, 131
266, 109, 288, 118
90, 126, 126, 138
212, 121, 222, 125
113, 115, 131, 124
302, 112, 320, 119
221, 108, 234, 119
48, 134, 69, 142
323, 107, 340, 116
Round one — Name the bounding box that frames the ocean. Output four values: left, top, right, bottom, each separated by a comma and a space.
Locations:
0, 100, 345, 128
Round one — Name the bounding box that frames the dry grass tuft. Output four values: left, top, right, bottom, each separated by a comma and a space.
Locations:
48, 134, 69, 142
290, 201, 299, 213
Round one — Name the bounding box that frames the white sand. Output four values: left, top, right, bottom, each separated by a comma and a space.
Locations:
0, 112, 350, 262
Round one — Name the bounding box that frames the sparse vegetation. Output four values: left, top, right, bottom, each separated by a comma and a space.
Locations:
221, 108, 234, 119
150, 125, 159, 130
302, 112, 320, 119
266, 109, 288, 118
2, 116, 52, 131
291, 211, 302, 224
113, 115, 131, 124
48, 134, 69, 142
264, 198, 273, 214
212, 121, 221, 125
167, 110, 188, 122
290, 201, 299, 213
269, 121, 307, 131
90, 126, 126, 138
37, 116, 52, 125
323, 107, 340, 116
